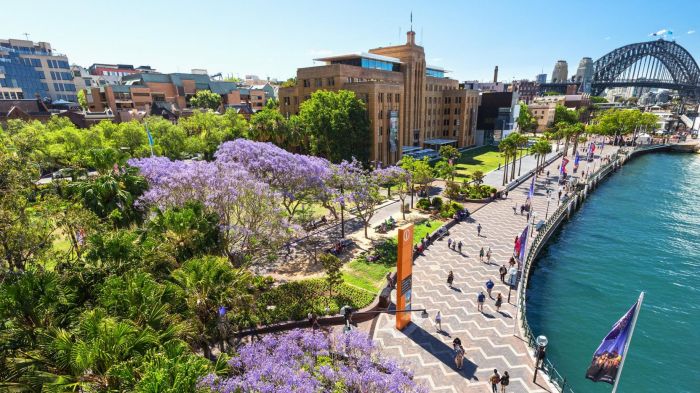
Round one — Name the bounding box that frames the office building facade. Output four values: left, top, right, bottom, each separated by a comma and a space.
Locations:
88, 72, 265, 121
0, 38, 76, 101
279, 31, 479, 165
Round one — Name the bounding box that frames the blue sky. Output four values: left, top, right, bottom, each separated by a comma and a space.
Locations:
4, 0, 700, 82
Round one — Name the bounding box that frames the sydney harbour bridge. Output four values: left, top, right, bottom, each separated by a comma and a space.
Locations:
591, 39, 700, 101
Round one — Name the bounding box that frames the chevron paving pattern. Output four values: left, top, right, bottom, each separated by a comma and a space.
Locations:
373, 145, 618, 392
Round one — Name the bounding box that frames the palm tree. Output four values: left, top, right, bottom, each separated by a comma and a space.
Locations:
531, 139, 552, 175
516, 133, 529, 176
498, 137, 514, 185
69, 167, 147, 227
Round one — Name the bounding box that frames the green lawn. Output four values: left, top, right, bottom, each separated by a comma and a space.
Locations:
342, 219, 443, 293
412, 219, 443, 245
342, 259, 391, 293
444, 145, 529, 182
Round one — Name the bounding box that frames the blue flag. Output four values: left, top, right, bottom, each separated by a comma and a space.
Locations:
574, 153, 580, 167
585, 299, 640, 384
527, 177, 535, 202
146, 124, 154, 147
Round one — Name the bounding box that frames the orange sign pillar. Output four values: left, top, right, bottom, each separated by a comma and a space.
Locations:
396, 224, 414, 330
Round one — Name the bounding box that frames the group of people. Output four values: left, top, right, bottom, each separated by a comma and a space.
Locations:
479, 246, 492, 264
446, 238, 463, 253
449, 336, 511, 392
476, 279, 504, 313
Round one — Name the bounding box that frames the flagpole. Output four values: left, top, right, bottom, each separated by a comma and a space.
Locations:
512, 224, 530, 336
611, 291, 644, 393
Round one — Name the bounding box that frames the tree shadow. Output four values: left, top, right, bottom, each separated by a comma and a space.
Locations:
401, 322, 480, 380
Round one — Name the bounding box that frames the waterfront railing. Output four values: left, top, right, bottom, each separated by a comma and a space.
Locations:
514, 145, 643, 393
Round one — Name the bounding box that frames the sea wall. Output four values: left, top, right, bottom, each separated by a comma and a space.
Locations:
515, 143, 676, 392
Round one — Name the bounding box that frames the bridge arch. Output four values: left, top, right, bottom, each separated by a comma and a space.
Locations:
592, 40, 700, 100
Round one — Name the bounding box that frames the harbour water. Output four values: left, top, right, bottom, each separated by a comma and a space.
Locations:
526, 152, 700, 393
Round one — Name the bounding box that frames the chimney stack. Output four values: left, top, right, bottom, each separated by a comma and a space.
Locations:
493, 66, 499, 83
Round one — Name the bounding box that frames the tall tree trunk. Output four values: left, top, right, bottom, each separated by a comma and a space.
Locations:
572, 135, 580, 156
518, 148, 524, 176
502, 154, 509, 185
510, 153, 517, 181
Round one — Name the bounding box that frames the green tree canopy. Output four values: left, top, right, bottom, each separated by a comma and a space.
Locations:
298, 90, 371, 163
188, 90, 222, 111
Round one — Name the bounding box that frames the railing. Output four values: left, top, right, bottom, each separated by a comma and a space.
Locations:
514, 143, 670, 391
514, 147, 630, 393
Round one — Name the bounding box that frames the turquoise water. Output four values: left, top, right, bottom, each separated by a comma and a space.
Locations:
526, 152, 700, 393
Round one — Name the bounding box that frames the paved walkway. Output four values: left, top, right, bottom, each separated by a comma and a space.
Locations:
372, 145, 618, 393
483, 144, 560, 188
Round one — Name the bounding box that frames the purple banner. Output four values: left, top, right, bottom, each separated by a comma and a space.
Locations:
585, 301, 638, 384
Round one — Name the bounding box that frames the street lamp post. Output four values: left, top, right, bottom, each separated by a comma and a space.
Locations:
529, 212, 538, 237
544, 189, 552, 220
533, 335, 549, 383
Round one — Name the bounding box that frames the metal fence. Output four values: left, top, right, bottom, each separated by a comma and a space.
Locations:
514, 148, 629, 393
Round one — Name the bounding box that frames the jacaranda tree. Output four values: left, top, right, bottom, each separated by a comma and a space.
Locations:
197, 329, 427, 393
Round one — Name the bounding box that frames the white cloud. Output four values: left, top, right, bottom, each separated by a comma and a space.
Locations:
307, 49, 334, 57
604, 36, 611, 40
688, 30, 696, 34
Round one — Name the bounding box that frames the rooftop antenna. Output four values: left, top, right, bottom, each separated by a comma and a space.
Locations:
22, 33, 30, 40
410, 11, 413, 32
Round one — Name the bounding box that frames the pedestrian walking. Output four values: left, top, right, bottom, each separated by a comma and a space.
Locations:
308, 313, 320, 331
495, 293, 503, 312
486, 279, 495, 298
457, 240, 463, 254
477, 291, 486, 312
490, 369, 501, 393
435, 310, 442, 332
447, 238, 452, 249
500, 371, 510, 392
479, 247, 485, 262
486, 247, 492, 263
447, 270, 454, 287
509, 256, 516, 267
454, 343, 465, 370
499, 265, 507, 283
520, 204, 525, 215
452, 337, 462, 350
546, 170, 550, 178
504, 190, 509, 199
386, 272, 394, 288
512, 203, 517, 215
477, 223, 482, 237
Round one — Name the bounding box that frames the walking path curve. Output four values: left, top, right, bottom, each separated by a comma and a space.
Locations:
372, 144, 619, 393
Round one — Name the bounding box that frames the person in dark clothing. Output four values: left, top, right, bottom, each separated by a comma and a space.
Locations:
447, 270, 454, 287
499, 265, 507, 283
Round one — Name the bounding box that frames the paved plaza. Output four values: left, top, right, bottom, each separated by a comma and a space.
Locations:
372, 145, 617, 393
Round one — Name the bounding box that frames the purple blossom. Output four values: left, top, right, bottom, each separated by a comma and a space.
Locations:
198, 329, 426, 393
128, 156, 294, 264
215, 139, 332, 218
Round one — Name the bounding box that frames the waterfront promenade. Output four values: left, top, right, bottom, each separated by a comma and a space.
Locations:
372, 145, 618, 392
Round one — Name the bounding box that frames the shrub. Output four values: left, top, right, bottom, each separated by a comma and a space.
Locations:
416, 198, 431, 210
440, 201, 463, 218
431, 196, 443, 209
444, 181, 461, 200
256, 279, 374, 324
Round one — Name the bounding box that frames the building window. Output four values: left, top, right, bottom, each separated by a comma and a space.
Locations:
387, 93, 392, 103
284, 97, 290, 105
315, 78, 322, 87
303, 79, 310, 87
327, 77, 335, 86
378, 93, 384, 102
379, 110, 383, 119
379, 126, 383, 135
395, 94, 399, 102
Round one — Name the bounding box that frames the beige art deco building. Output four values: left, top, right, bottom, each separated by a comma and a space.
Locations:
279, 31, 479, 165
